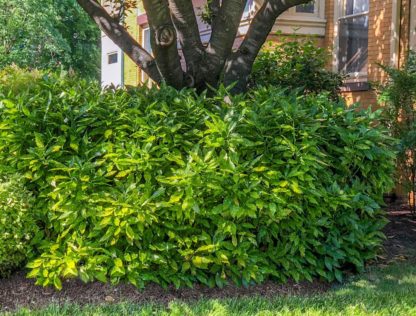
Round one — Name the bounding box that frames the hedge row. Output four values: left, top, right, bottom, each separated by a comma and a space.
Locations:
0, 69, 396, 288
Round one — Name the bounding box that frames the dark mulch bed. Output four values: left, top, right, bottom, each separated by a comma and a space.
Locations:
381, 201, 416, 263
1, 202, 415, 312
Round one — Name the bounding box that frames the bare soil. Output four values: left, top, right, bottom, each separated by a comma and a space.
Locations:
1, 202, 415, 312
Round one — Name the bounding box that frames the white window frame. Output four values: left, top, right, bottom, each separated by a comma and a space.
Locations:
141, 26, 152, 84
333, 0, 369, 82
275, 0, 326, 36
142, 27, 152, 54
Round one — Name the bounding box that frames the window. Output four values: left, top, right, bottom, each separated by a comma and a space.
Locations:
141, 27, 153, 84
142, 27, 152, 54
242, 0, 255, 20
276, 0, 326, 36
108, 52, 118, 64
337, 0, 369, 77
296, 3, 315, 14
284, 1, 322, 17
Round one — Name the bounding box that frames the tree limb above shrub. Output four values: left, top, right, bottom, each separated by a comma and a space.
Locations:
76, 0, 312, 92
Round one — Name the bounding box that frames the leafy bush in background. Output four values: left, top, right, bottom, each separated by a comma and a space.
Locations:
250, 38, 345, 99
379, 51, 416, 213
0, 68, 395, 289
0, 173, 38, 277
0, 0, 100, 79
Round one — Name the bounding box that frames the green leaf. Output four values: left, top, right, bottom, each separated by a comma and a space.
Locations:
192, 256, 212, 269
53, 277, 62, 290
34, 133, 45, 149
104, 129, 113, 139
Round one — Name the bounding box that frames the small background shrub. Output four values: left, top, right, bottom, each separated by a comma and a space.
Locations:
0, 173, 37, 277
250, 37, 345, 99
0, 68, 395, 289
379, 51, 416, 213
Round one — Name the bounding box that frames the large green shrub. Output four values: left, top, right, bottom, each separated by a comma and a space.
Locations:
250, 38, 345, 99
379, 51, 416, 212
0, 173, 37, 277
0, 69, 395, 289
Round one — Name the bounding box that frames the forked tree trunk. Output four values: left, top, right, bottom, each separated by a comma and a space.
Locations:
77, 0, 312, 93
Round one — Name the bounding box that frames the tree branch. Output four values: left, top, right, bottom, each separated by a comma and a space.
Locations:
168, 0, 204, 87
76, 0, 162, 84
205, 0, 248, 86
142, 0, 184, 89
209, 0, 221, 21
224, 0, 313, 93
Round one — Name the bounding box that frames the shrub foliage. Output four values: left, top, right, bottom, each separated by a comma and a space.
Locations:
250, 38, 344, 99
379, 52, 416, 212
0, 173, 37, 277
0, 69, 395, 289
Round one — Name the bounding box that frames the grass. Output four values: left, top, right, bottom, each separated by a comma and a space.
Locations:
6, 259, 416, 316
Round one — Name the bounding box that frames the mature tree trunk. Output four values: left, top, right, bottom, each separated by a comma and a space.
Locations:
142, 0, 184, 88
168, 0, 205, 88
77, 0, 312, 93
204, 0, 247, 87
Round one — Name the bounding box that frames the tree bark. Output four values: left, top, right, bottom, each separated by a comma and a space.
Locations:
224, 0, 312, 93
78, 0, 314, 93
205, 0, 247, 86
142, 0, 184, 89
168, 0, 204, 87
76, 0, 162, 84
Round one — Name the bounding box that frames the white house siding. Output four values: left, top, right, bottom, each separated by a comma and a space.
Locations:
101, 33, 123, 87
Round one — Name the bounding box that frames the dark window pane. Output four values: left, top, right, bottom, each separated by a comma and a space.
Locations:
345, 0, 369, 15
296, 3, 315, 13
108, 53, 118, 64
143, 29, 152, 54
338, 15, 369, 74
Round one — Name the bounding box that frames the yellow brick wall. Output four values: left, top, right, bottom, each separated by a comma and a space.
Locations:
123, 4, 141, 87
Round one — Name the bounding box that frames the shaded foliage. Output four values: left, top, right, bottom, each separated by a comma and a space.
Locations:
250, 38, 344, 99
379, 51, 416, 212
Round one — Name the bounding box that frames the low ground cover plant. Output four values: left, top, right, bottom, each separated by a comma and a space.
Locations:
0, 173, 37, 277
0, 68, 396, 289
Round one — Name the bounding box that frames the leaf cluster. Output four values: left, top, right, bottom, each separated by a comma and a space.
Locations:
250, 37, 345, 99
378, 51, 416, 210
0, 173, 38, 277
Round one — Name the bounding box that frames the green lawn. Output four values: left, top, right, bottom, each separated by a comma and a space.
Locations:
7, 259, 416, 316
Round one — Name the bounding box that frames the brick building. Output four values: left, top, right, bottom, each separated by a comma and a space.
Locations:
101, 0, 416, 108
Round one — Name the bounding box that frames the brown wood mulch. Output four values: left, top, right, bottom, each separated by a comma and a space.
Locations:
1, 202, 415, 312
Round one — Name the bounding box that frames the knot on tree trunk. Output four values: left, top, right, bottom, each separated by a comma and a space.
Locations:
185, 73, 195, 87
155, 25, 176, 47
